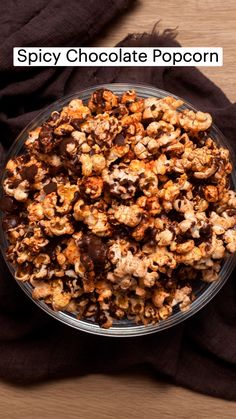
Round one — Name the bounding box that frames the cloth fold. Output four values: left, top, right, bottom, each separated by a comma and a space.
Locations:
0, 1, 236, 400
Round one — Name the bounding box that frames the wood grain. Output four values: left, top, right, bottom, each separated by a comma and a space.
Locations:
0, 1, 235, 417
0, 372, 236, 419
95, 0, 236, 102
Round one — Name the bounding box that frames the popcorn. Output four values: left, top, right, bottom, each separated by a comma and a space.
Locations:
51, 280, 72, 311
139, 170, 158, 197
102, 165, 138, 200
133, 137, 152, 159
74, 200, 111, 236
171, 239, 195, 254
146, 121, 181, 147
121, 90, 137, 104
106, 144, 130, 165
179, 110, 212, 132
152, 288, 170, 308
2, 88, 236, 329
79, 176, 103, 199
132, 215, 154, 241
22, 226, 49, 251
56, 183, 78, 214
148, 247, 177, 270
202, 266, 220, 283
40, 216, 74, 236
61, 98, 91, 120
112, 204, 143, 227
203, 185, 219, 202
91, 154, 106, 173
33, 279, 72, 311
88, 89, 119, 113
4, 179, 29, 202
128, 99, 144, 114
81, 113, 120, 147
32, 281, 53, 299
171, 286, 192, 311
110, 251, 148, 281
143, 96, 183, 126
155, 229, 173, 246
54, 123, 74, 136
223, 229, 236, 253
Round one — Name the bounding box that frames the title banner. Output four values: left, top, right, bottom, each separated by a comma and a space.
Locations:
13, 47, 223, 67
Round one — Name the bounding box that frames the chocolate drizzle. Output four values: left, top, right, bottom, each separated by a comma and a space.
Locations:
79, 233, 107, 269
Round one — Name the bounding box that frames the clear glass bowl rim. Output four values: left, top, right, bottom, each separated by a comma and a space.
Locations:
1, 82, 236, 337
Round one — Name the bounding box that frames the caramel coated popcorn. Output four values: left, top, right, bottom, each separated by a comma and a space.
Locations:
1, 88, 236, 329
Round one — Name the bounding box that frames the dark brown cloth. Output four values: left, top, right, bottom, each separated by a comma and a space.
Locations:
0, 1, 236, 400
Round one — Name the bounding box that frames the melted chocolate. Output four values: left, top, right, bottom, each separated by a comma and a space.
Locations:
71, 118, 84, 130
0, 196, 18, 213
80, 254, 94, 271
43, 182, 57, 194
114, 133, 125, 146
21, 165, 38, 181
2, 215, 20, 230
79, 233, 107, 268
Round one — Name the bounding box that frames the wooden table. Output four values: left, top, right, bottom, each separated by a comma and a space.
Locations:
0, 1, 235, 417
0, 372, 235, 419
95, 0, 236, 103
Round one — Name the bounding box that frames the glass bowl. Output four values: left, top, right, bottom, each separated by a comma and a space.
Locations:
1, 83, 236, 337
